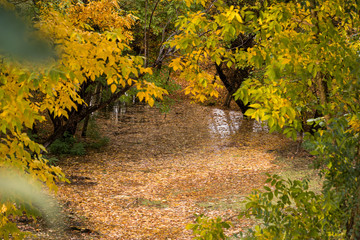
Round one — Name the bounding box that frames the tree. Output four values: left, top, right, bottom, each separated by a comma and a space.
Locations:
167, 0, 256, 107
0, 2, 71, 238
36, 0, 226, 145
214, 0, 257, 110
175, 0, 360, 238
215, 32, 254, 111
36, 0, 168, 147
120, 0, 181, 67
0, 0, 169, 237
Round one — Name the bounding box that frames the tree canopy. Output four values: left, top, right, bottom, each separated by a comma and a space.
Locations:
1, 0, 360, 238
173, 0, 360, 238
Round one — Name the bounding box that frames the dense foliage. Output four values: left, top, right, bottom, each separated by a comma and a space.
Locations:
1, 0, 360, 238
0, 0, 165, 237
175, 0, 360, 238
0, 3, 69, 238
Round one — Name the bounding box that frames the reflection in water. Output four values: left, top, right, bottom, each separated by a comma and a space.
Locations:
252, 120, 268, 132
208, 109, 243, 138
208, 108, 268, 138
106, 103, 268, 139
111, 101, 127, 124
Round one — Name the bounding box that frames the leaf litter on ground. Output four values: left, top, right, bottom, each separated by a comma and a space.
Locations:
36, 100, 313, 239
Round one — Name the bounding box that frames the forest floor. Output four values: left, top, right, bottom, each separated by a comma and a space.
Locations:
31, 99, 318, 239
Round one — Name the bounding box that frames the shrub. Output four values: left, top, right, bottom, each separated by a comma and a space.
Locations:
84, 117, 110, 150
86, 136, 109, 150
46, 157, 59, 166
188, 174, 344, 240
240, 174, 343, 239
186, 215, 231, 240
48, 132, 85, 156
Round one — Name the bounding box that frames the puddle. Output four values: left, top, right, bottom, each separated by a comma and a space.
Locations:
208, 108, 268, 138
110, 101, 127, 124
252, 120, 268, 133
98, 102, 269, 157
105, 104, 269, 138
208, 109, 243, 138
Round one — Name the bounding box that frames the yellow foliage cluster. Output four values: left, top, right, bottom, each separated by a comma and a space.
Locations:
68, 0, 135, 33
0, 0, 167, 236
38, 0, 142, 90
181, 71, 222, 103
136, 81, 168, 107
348, 115, 360, 134
38, 0, 165, 104
170, 0, 360, 139
0, 0, 170, 189
0, 50, 70, 239
0, 61, 70, 187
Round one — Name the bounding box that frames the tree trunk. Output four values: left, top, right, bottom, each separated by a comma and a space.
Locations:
43, 83, 133, 148
81, 115, 90, 137
316, 73, 330, 127
215, 63, 250, 113
223, 91, 232, 108
81, 83, 101, 137
214, 33, 255, 114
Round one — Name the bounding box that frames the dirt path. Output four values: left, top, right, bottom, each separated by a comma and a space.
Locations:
52, 101, 295, 239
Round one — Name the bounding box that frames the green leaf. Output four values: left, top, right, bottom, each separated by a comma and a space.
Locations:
245, 108, 256, 117
226, 61, 232, 68
250, 103, 261, 109
264, 186, 271, 192
268, 118, 275, 128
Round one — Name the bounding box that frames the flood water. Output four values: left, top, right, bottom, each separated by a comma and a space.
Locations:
99, 101, 268, 158
208, 108, 267, 138
58, 100, 282, 240
104, 102, 268, 134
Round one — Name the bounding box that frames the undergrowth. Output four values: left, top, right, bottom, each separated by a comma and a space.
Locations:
47, 117, 109, 159
48, 132, 86, 156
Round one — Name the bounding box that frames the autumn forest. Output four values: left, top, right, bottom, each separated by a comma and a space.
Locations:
1, 0, 360, 239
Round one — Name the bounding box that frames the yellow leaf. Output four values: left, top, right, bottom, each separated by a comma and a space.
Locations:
137, 92, 145, 102
110, 84, 117, 93
1, 204, 7, 213
148, 97, 155, 107
235, 13, 243, 23
107, 77, 113, 85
